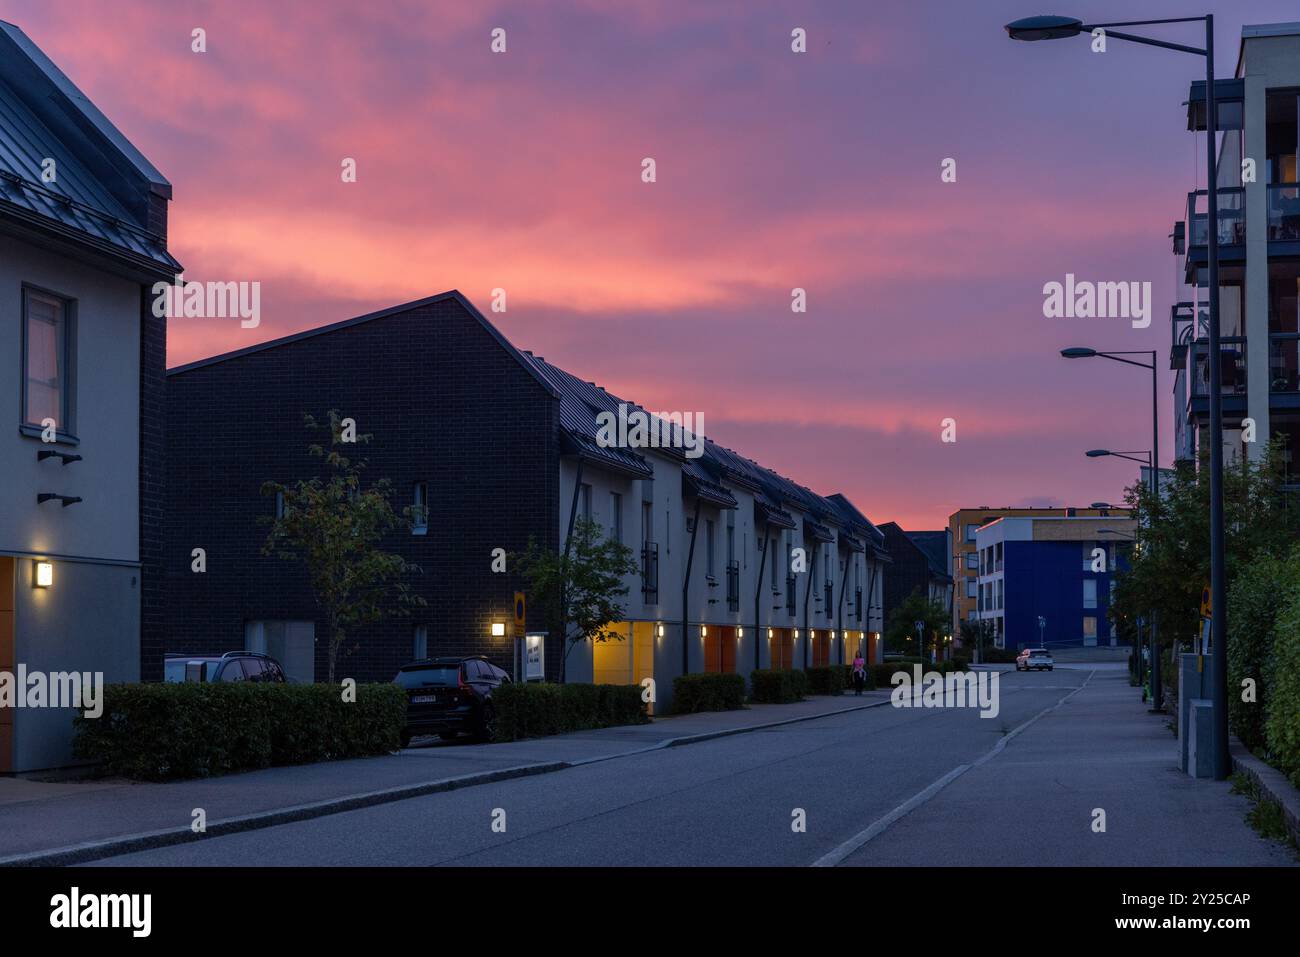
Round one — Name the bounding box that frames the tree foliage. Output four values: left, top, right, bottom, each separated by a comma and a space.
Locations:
884, 587, 949, 655
261, 411, 423, 683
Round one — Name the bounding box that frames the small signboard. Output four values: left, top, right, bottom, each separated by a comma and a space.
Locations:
525, 632, 546, 681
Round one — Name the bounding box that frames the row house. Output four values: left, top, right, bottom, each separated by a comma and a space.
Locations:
165, 292, 887, 710
1170, 22, 1300, 475
0, 21, 179, 770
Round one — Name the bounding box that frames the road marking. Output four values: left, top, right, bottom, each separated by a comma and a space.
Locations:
810, 669, 1096, 867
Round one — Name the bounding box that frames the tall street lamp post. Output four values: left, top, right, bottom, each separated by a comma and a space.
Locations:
1010, 14, 1227, 776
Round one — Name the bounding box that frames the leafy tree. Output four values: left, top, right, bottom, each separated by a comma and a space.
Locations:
1110, 437, 1300, 660
261, 412, 423, 683
884, 588, 949, 657
512, 516, 638, 682
959, 617, 994, 663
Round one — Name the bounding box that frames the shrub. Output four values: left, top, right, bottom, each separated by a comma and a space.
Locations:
844, 663, 875, 691
952, 656, 970, 672
493, 682, 647, 741
673, 673, 745, 713
72, 682, 406, 781
981, 646, 1020, 664
1228, 551, 1293, 751
1266, 580, 1300, 788
749, 668, 807, 703
804, 665, 848, 696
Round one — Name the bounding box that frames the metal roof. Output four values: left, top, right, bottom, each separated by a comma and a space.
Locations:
0, 21, 178, 274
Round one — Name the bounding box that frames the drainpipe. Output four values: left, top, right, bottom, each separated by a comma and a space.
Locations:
837, 545, 851, 664
754, 529, 769, 672
558, 457, 584, 684
802, 540, 815, 669
680, 497, 702, 678
864, 558, 879, 663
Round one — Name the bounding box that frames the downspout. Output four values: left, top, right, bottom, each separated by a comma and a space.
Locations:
837, 545, 851, 664
680, 497, 703, 677
558, 457, 585, 684
754, 528, 769, 672
864, 557, 879, 664
802, 540, 815, 669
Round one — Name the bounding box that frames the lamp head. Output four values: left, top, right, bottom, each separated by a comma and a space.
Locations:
1006, 16, 1084, 41
1061, 347, 1098, 359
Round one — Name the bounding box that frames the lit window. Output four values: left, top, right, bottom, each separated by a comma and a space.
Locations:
22, 287, 75, 437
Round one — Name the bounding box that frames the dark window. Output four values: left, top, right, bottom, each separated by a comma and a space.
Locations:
22, 286, 76, 438
412, 482, 428, 532
396, 664, 461, 688
216, 661, 246, 682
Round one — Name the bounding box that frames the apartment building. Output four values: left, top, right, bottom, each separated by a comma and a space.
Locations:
0, 22, 179, 770
947, 505, 1125, 646
166, 292, 888, 711
1170, 23, 1300, 474
973, 516, 1136, 651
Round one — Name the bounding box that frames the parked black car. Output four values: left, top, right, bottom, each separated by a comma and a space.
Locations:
395, 656, 510, 746
164, 652, 288, 684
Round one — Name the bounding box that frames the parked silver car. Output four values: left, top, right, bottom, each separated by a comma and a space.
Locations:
1016, 647, 1054, 671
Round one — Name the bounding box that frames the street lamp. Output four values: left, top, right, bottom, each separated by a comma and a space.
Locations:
1009, 12, 1227, 775
1037, 615, 1046, 648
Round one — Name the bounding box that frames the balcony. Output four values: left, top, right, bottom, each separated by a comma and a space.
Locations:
1190, 338, 1248, 398
726, 560, 740, 613
641, 542, 659, 603
1267, 184, 1300, 242
1270, 334, 1300, 394
1187, 187, 1246, 247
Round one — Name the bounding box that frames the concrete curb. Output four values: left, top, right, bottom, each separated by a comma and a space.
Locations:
1230, 738, 1300, 849
0, 694, 891, 867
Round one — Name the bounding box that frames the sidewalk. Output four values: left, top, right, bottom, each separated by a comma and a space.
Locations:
0, 690, 890, 864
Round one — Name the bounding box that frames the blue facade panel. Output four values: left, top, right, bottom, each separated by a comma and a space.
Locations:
1003, 540, 1126, 650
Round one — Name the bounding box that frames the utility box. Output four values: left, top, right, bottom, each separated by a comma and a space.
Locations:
1179, 653, 1215, 778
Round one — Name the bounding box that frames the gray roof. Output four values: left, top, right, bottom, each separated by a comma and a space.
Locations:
0, 20, 178, 275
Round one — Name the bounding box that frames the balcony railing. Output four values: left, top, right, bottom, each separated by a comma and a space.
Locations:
641, 542, 659, 603
1270, 334, 1300, 393
786, 575, 796, 615
1187, 187, 1245, 246
726, 560, 740, 612
1267, 183, 1300, 241
1190, 338, 1248, 397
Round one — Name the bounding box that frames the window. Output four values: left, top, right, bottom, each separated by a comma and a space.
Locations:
413, 625, 428, 659
965, 552, 979, 570
727, 521, 735, 566
609, 492, 622, 543
1083, 616, 1097, 641
274, 491, 285, 519
642, 501, 652, 544
965, 523, 981, 543
1083, 579, 1097, 609
966, 579, 977, 598
412, 482, 428, 534
770, 537, 778, 588
579, 483, 592, 520
705, 519, 715, 576
22, 286, 75, 438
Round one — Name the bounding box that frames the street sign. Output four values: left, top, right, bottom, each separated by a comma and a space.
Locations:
1199, 583, 1212, 619
514, 591, 526, 630
525, 632, 545, 681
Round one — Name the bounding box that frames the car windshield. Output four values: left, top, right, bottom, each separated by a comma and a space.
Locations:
396, 664, 461, 688
1031, 650, 1049, 656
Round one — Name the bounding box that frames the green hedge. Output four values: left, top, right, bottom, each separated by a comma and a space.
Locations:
493, 682, 648, 740
673, 673, 746, 713
981, 646, 1020, 664
1228, 552, 1290, 751
846, 664, 875, 691
71, 682, 406, 781
749, 668, 808, 703
1267, 579, 1300, 788
804, 665, 847, 696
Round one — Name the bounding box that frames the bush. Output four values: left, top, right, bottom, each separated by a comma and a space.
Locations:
952, 656, 970, 672
673, 673, 746, 713
493, 682, 648, 741
749, 668, 808, 703
1228, 551, 1293, 751
804, 665, 848, 696
982, 646, 1020, 664
845, 663, 875, 691
1266, 580, 1300, 788
72, 682, 406, 781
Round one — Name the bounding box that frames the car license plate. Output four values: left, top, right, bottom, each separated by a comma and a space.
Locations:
412, 695, 436, 704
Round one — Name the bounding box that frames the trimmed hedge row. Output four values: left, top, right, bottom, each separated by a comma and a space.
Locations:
804, 665, 848, 696
673, 673, 746, 713
749, 668, 808, 703
493, 682, 648, 740
71, 682, 406, 781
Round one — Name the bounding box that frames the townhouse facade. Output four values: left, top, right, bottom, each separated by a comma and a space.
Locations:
947, 505, 1124, 646
0, 21, 179, 771
878, 523, 953, 625
1170, 22, 1300, 476
973, 516, 1135, 651
165, 292, 888, 710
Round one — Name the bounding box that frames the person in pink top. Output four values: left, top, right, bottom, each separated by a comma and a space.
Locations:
852, 650, 867, 695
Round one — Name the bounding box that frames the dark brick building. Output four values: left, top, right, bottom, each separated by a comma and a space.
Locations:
879, 522, 953, 629
165, 292, 562, 683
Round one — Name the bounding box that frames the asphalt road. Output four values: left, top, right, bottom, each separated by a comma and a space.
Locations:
94, 667, 1295, 866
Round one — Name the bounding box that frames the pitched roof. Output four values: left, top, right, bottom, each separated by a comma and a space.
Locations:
0, 20, 179, 276
905, 530, 951, 581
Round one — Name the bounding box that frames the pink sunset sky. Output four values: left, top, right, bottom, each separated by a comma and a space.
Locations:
5, 0, 1293, 528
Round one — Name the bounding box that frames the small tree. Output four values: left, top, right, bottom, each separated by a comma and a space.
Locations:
959, 617, 994, 663
261, 412, 422, 683
513, 517, 638, 681
884, 588, 948, 657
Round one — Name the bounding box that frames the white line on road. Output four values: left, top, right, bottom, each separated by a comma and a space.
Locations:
809, 670, 1096, 867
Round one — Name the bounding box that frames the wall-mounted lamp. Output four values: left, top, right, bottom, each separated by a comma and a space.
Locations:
34, 561, 53, 588
490, 621, 506, 637
767, 628, 773, 640
657, 624, 665, 638
794, 629, 800, 639
700, 625, 708, 637
737, 627, 744, 639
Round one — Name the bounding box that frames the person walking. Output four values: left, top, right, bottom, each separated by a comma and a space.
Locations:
852, 649, 866, 696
